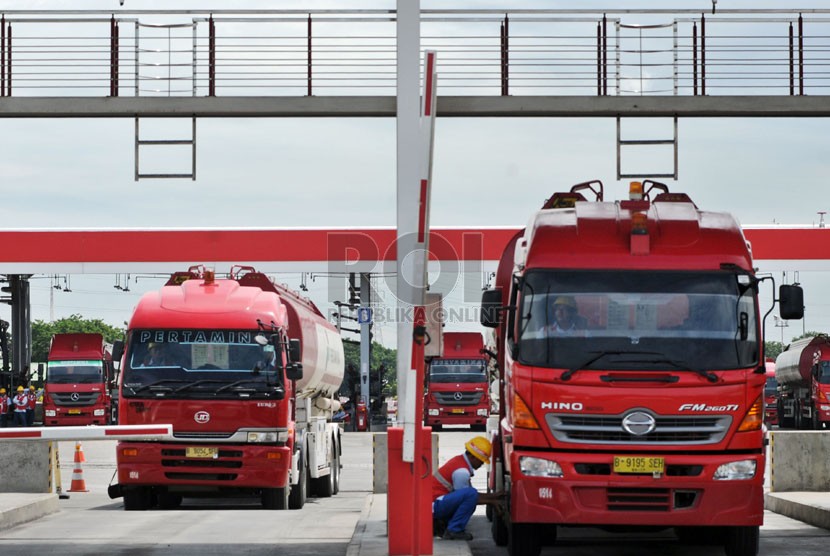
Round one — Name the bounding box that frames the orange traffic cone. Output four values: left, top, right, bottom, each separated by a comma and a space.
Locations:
68, 441, 88, 493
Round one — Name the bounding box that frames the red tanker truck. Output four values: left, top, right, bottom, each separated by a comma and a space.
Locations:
42, 333, 116, 426
481, 180, 803, 556
775, 335, 830, 430
423, 331, 490, 431
108, 265, 344, 510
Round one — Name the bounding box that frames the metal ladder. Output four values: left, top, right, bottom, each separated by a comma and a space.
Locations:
616, 116, 678, 180
615, 21, 679, 180
134, 116, 196, 180
133, 20, 198, 181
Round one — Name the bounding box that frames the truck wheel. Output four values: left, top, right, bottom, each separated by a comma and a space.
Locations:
288, 459, 307, 509
123, 487, 153, 511
507, 523, 541, 556
314, 461, 334, 498
262, 487, 289, 510
332, 442, 341, 495
724, 525, 759, 556
490, 508, 508, 546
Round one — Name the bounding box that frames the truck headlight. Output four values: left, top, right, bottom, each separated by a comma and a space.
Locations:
428, 409, 439, 416
477, 409, 489, 417
93, 409, 105, 416
248, 432, 278, 443
820, 405, 830, 412
519, 456, 563, 478
714, 459, 756, 480
45, 410, 56, 417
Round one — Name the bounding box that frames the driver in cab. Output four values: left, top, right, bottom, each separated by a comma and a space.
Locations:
547, 296, 587, 335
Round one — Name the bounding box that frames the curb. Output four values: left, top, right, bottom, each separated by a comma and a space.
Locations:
765, 492, 830, 531
347, 493, 472, 556
0, 494, 59, 530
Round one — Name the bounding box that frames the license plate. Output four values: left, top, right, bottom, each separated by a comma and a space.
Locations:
613, 456, 664, 474
68, 409, 81, 415
451, 409, 465, 414
186, 447, 218, 459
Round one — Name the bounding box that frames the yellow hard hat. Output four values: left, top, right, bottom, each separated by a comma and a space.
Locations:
17, 385, 24, 392
553, 296, 577, 309
0, 388, 5, 394
465, 436, 491, 464
29, 385, 35, 390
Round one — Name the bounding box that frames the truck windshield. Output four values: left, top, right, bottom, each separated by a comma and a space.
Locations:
518, 270, 759, 371
121, 329, 280, 398
47, 360, 103, 384
429, 359, 487, 383
819, 362, 830, 385
765, 376, 778, 395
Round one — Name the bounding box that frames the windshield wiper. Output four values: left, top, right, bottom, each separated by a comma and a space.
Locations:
173, 380, 226, 393
624, 357, 719, 383
132, 379, 188, 393
215, 379, 282, 394
561, 351, 629, 381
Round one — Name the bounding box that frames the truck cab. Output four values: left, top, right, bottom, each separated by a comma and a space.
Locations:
423, 331, 490, 431
42, 333, 115, 426
481, 180, 803, 556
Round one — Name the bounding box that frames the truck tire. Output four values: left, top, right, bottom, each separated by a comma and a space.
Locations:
288, 458, 307, 509
507, 523, 541, 556
123, 487, 153, 511
314, 464, 334, 498
262, 487, 289, 510
724, 525, 759, 556
332, 441, 341, 495
490, 508, 508, 546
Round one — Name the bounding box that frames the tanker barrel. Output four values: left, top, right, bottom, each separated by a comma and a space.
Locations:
775, 336, 830, 386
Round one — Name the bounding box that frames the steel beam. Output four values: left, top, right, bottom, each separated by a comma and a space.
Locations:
3, 96, 830, 118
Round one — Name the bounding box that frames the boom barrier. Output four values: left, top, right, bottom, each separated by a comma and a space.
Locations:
0, 424, 173, 441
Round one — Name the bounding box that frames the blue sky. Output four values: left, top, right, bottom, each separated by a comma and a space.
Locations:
4, 1, 830, 347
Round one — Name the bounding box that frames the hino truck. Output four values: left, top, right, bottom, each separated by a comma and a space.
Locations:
42, 333, 115, 426
423, 331, 490, 431
775, 335, 830, 430
480, 180, 802, 556
109, 265, 344, 510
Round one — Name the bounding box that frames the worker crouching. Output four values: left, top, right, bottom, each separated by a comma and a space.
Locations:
431, 436, 502, 541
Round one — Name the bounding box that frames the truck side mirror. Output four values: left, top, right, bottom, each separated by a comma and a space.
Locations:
481, 289, 503, 328
779, 284, 804, 320
112, 340, 124, 362
288, 339, 301, 363
286, 363, 303, 382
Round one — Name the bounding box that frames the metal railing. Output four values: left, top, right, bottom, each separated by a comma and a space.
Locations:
0, 8, 828, 97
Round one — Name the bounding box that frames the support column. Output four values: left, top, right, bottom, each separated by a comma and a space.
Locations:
360, 272, 371, 422
9, 275, 31, 389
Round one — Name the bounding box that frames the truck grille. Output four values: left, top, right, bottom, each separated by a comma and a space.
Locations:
433, 392, 482, 406
51, 392, 100, 406
547, 413, 731, 445
161, 448, 243, 481
605, 487, 698, 512
173, 432, 235, 440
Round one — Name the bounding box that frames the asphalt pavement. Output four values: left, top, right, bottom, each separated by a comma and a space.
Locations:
2, 490, 828, 556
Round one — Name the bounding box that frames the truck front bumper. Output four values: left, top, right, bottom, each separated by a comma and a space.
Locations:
116, 441, 291, 490
425, 406, 489, 427
43, 406, 108, 426
509, 449, 765, 527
